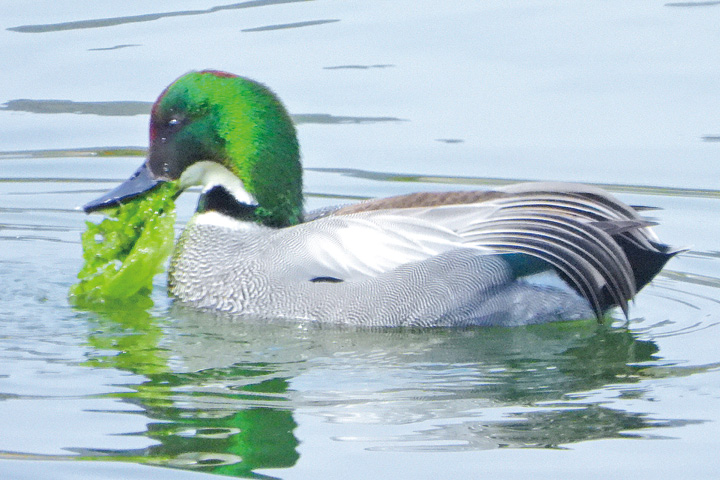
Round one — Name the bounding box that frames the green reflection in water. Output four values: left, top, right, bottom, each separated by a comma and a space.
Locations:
78, 298, 299, 478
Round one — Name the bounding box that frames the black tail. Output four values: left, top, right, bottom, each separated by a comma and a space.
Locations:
615, 236, 681, 292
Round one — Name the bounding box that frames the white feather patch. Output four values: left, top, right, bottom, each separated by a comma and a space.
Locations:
179, 161, 256, 206
280, 212, 479, 281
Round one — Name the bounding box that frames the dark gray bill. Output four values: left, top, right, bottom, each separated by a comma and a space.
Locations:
83, 162, 163, 213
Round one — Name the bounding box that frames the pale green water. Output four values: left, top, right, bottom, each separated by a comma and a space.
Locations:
1, 2, 720, 479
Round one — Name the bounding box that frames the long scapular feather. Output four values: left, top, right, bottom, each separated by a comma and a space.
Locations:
462, 214, 636, 319
453, 183, 674, 320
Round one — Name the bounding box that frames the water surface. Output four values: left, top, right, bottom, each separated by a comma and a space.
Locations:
1, 1, 720, 479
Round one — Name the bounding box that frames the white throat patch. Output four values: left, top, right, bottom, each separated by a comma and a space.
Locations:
179, 161, 257, 206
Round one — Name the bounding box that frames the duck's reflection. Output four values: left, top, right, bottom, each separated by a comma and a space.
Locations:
81, 299, 678, 476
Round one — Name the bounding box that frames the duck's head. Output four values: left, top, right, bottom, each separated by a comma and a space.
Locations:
84, 70, 303, 227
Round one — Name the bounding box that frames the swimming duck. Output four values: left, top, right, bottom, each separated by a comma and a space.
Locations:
84, 70, 678, 327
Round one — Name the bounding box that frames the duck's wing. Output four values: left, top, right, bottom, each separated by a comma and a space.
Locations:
275, 212, 484, 283
321, 182, 679, 319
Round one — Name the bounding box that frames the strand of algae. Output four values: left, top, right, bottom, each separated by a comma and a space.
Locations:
70, 182, 178, 303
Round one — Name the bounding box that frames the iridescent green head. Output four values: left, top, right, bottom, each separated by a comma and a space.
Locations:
84, 70, 303, 227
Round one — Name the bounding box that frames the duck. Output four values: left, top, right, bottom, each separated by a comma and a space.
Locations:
83, 70, 679, 327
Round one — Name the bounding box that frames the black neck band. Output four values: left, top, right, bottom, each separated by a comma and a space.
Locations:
198, 185, 257, 221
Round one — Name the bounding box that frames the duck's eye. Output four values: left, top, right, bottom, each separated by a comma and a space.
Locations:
168, 117, 182, 128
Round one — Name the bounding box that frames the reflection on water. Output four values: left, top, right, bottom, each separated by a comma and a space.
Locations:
371, 405, 698, 452
78, 301, 301, 478
61, 296, 699, 476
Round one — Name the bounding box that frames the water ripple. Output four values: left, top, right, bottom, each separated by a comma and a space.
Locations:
242, 19, 340, 33
7, 0, 310, 33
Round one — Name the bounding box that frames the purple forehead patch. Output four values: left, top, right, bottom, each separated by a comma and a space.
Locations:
198, 69, 238, 79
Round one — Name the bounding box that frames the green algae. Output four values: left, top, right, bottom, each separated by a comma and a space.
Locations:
70, 181, 178, 304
